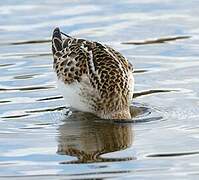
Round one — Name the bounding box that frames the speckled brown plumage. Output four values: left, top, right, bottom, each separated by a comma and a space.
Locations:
52, 27, 134, 119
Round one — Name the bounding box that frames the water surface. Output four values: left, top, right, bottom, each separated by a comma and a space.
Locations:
0, 0, 199, 179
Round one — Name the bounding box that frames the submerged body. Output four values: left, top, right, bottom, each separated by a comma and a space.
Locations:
52, 27, 134, 119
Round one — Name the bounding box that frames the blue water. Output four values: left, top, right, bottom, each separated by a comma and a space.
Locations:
0, 0, 199, 179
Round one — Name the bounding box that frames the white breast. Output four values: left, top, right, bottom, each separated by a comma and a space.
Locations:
57, 79, 91, 113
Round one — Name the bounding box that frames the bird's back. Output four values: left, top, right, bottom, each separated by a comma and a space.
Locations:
52, 28, 134, 119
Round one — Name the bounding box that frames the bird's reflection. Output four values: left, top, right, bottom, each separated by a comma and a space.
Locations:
57, 111, 134, 164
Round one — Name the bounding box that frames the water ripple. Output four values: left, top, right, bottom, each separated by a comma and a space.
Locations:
0, 0, 199, 178
122, 35, 191, 45
147, 151, 199, 158
0, 86, 54, 92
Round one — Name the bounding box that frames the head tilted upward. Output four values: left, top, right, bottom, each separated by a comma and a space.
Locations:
52, 27, 134, 119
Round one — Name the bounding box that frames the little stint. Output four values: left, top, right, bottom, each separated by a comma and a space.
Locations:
52, 27, 134, 119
